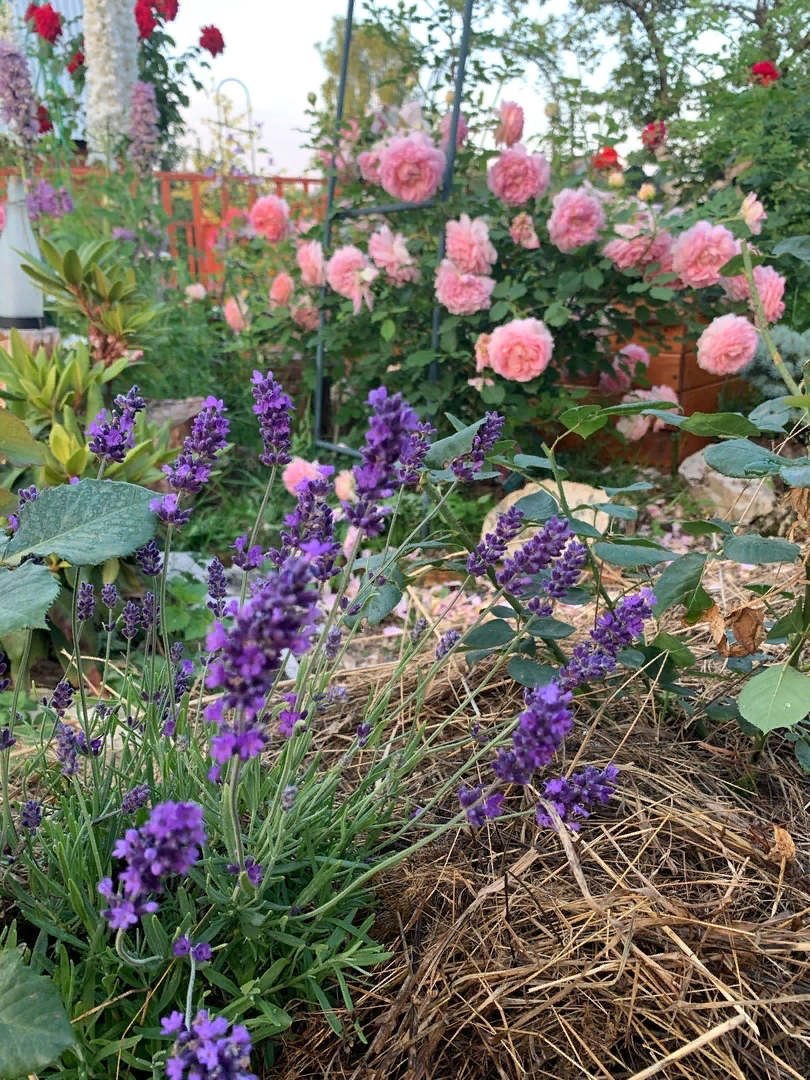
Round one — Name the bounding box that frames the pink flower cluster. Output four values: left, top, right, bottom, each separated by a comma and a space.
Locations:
269, 271, 293, 309
477, 318, 554, 383
547, 187, 605, 253
445, 214, 497, 274
357, 145, 384, 184
697, 314, 758, 375
296, 240, 326, 287
616, 386, 680, 441
602, 210, 673, 272
435, 260, 494, 316
248, 194, 289, 244
495, 101, 524, 147
599, 343, 650, 394
379, 132, 445, 203
488, 145, 550, 207
440, 110, 469, 151
510, 212, 539, 249
670, 221, 736, 288
326, 245, 378, 314
369, 225, 420, 285
741, 192, 767, 235
722, 263, 785, 323
224, 294, 249, 333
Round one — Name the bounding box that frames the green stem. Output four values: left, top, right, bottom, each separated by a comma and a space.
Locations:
71, 573, 91, 735
740, 238, 800, 398
184, 954, 197, 1029
1, 629, 32, 849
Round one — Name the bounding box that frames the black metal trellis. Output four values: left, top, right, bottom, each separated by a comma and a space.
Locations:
312, 0, 475, 458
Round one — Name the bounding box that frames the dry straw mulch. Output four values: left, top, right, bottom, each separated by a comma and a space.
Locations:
271, 651, 810, 1080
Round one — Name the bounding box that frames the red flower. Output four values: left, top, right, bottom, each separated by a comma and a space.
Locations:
24, 3, 38, 22
67, 50, 84, 75
641, 120, 666, 150
37, 104, 53, 133
134, 0, 157, 39
592, 146, 619, 170
751, 60, 781, 86
199, 24, 225, 57
33, 2, 62, 43
155, 0, 178, 19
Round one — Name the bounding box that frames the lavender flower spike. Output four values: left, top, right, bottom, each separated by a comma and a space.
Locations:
251, 370, 293, 467
206, 556, 227, 617
161, 1009, 256, 1080
492, 681, 574, 786
459, 785, 504, 825
468, 504, 524, 576
76, 582, 96, 622
536, 764, 620, 831
87, 385, 146, 464
450, 412, 504, 482
559, 588, 656, 691
435, 629, 461, 660
496, 516, 572, 596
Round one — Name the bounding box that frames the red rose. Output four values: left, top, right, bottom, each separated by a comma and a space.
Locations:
24, 3, 38, 23
37, 104, 53, 133
592, 146, 619, 170
641, 120, 666, 150
155, 0, 178, 19
134, 0, 157, 39
67, 50, 84, 75
751, 60, 781, 86
33, 2, 62, 43
199, 24, 225, 57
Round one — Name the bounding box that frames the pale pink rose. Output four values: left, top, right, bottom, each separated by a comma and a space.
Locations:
334, 469, 356, 502
296, 240, 326, 287
670, 221, 736, 288
647, 236, 684, 287
696, 314, 759, 375
615, 385, 679, 441
296, 216, 318, 236
291, 296, 320, 331
487, 145, 550, 207
475, 333, 492, 372
547, 187, 606, 253
445, 214, 497, 274
468, 376, 495, 391
603, 228, 672, 271
439, 110, 468, 150
357, 146, 384, 184
752, 264, 785, 323
368, 225, 420, 285
720, 271, 749, 303
269, 271, 294, 309
741, 191, 767, 234
326, 245, 378, 314
509, 212, 539, 249
223, 294, 249, 333
185, 282, 206, 300
378, 132, 445, 203
495, 100, 524, 147
599, 343, 650, 393
248, 194, 290, 243
282, 457, 321, 496
488, 318, 553, 382
434, 260, 495, 316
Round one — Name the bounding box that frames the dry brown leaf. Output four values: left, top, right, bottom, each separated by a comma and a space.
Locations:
703, 605, 764, 657
766, 826, 796, 863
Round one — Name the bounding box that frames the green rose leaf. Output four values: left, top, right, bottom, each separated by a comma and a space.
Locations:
593, 541, 674, 566
0, 561, 61, 635
4, 479, 157, 567
560, 405, 607, 439
0, 949, 75, 1078
679, 412, 761, 438
772, 235, 810, 265
508, 656, 557, 688
0, 412, 45, 467
723, 534, 800, 565
738, 664, 810, 734
464, 619, 515, 648
652, 553, 707, 613
425, 418, 485, 469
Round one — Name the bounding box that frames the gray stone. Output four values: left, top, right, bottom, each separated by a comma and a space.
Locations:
678, 448, 776, 523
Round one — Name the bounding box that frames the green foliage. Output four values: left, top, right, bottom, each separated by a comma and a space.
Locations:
0, 562, 61, 636
744, 324, 810, 401
0, 948, 74, 1078
738, 664, 810, 734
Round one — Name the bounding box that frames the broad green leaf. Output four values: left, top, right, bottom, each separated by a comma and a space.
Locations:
602, 481, 653, 496
480, 382, 505, 405
682, 520, 732, 537
603, 399, 679, 417
425, 418, 485, 469
464, 619, 514, 648
0, 489, 19, 515
779, 462, 810, 487
652, 553, 707, 613
593, 541, 673, 566
772, 235, 810, 264
62, 248, 82, 285
380, 318, 396, 342
0, 562, 60, 635
703, 439, 783, 479
514, 489, 558, 521
489, 300, 510, 322
738, 664, 810, 733
0, 949, 74, 1077
525, 616, 575, 639
649, 632, 695, 668
765, 605, 804, 641
0, 412, 44, 466
512, 454, 554, 471
560, 405, 607, 439
679, 412, 760, 438
723, 534, 799, 565
508, 656, 556, 687
366, 582, 402, 626
591, 502, 637, 520
748, 399, 794, 433
795, 740, 810, 775
4, 479, 157, 566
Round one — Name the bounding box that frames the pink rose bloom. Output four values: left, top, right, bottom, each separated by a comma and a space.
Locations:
434, 260, 495, 316
248, 194, 290, 243
291, 295, 320, 330
697, 314, 759, 375
670, 221, 736, 288
599, 343, 650, 393
603, 228, 672, 272
334, 469, 356, 502
326, 245, 378, 314
495, 101, 524, 147
488, 318, 553, 382
185, 282, 206, 300
547, 187, 606, 253
647, 236, 684, 288
487, 145, 550, 207
475, 332, 492, 372
445, 214, 497, 274
509, 212, 539, 249
378, 132, 445, 203
282, 457, 321, 496
616, 385, 679, 441
357, 145, 384, 184
368, 225, 420, 286
439, 110, 468, 150
752, 264, 785, 323
269, 271, 294, 309
741, 192, 767, 235
223, 295, 248, 333
468, 376, 495, 391
296, 240, 325, 287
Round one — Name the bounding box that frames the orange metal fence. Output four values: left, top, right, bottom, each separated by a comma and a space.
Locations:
0, 169, 327, 283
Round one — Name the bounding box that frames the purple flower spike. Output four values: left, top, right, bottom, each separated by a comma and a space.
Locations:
435, 629, 461, 661
20, 799, 42, 834
162, 397, 229, 502
136, 539, 162, 577
559, 589, 656, 691
76, 582, 96, 622
397, 420, 436, 485
458, 785, 504, 826
492, 682, 574, 786
450, 412, 504, 482
150, 493, 193, 528
129, 81, 159, 177
206, 557, 227, 617
161, 1009, 256, 1080
468, 504, 524, 576
496, 516, 572, 596
268, 470, 340, 581
536, 763, 620, 831
0, 41, 38, 146
251, 370, 293, 467
528, 538, 588, 615
87, 385, 146, 464
121, 784, 150, 814
232, 535, 263, 570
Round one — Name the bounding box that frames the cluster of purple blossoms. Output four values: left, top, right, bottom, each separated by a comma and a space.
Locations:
468, 505, 525, 577
0, 41, 38, 146
55, 723, 79, 776
112, 226, 136, 242
8, 485, 39, 532
397, 420, 435, 485
281, 784, 297, 811
344, 387, 419, 537
206, 557, 227, 617
536, 764, 620, 831
27, 179, 73, 221
227, 856, 262, 885
492, 682, 574, 787
87, 386, 146, 464
410, 616, 428, 643
173, 937, 212, 964
324, 627, 342, 660
450, 412, 504, 482
153, 397, 229, 527
136, 539, 162, 577
435, 629, 461, 661
121, 784, 150, 814
497, 516, 572, 596
47, 680, 74, 718
251, 369, 293, 466
232, 535, 263, 570
101, 583, 118, 629
0, 728, 15, 750
121, 600, 141, 641
141, 591, 160, 633
356, 721, 372, 747
174, 659, 195, 699
527, 539, 589, 616
129, 81, 159, 177
559, 589, 657, 691
98, 801, 206, 930
278, 690, 308, 738
0, 650, 10, 693
160, 1009, 256, 1080
459, 785, 504, 826
20, 799, 42, 834
76, 582, 96, 622
76, 731, 103, 757
270, 470, 341, 581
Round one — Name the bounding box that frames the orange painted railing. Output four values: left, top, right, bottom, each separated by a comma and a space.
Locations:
0, 168, 327, 284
